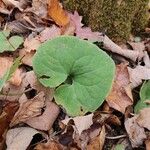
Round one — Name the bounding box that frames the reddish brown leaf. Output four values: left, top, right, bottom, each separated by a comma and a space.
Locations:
48, 0, 69, 26
0, 101, 19, 143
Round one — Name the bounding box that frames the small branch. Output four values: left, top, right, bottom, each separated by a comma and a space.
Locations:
99, 35, 144, 62
106, 135, 126, 140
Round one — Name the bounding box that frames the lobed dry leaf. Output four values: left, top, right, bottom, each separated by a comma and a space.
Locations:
10, 92, 46, 127
6, 127, 39, 150
136, 108, 150, 131
125, 116, 146, 148
25, 101, 60, 131
48, 0, 69, 26
106, 64, 133, 113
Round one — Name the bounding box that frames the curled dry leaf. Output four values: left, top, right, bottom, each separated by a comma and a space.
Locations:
6, 127, 39, 150
62, 113, 94, 135
125, 116, 146, 148
10, 92, 45, 127
136, 108, 150, 131
25, 101, 60, 131
48, 0, 69, 26
106, 63, 133, 113
0, 56, 23, 86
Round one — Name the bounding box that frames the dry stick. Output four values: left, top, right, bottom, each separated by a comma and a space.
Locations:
106, 134, 126, 140
99, 35, 144, 62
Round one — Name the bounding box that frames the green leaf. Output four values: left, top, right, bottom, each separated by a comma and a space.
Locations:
0, 57, 22, 92
114, 144, 125, 150
33, 36, 115, 116
134, 80, 150, 113
0, 31, 23, 53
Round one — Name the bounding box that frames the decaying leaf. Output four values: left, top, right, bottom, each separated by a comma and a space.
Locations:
48, 0, 69, 26
6, 127, 39, 150
136, 108, 150, 131
106, 63, 133, 113
87, 125, 105, 150
125, 116, 146, 148
10, 92, 45, 127
25, 101, 60, 131
62, 114, 94, 135
35, 140, 63, 150
0, 101, 19, 144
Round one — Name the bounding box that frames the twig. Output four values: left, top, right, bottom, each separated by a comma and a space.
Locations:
106, 134, 126, 140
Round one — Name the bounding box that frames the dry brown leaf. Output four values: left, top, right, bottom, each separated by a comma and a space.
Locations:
125, 116, 146, 148
10, 92, 45, 127
6, 127, 39, 150
0, 102, 19, 143
136, 108, 150, 131
87, 125, 105, 150
35, 140, 63, 150
62, 114, 93, 135
106, 64, 133, 113
48, 0, 69, 26
0, 56, 23, 86
25, 101, 60, 131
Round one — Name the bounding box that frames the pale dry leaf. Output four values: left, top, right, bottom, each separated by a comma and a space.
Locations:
128, 41, 145, 52
62, 114, 93, 135
25, 101, 60, 131
6, 127, 39, 150
2, 0, 23, 11
125, 116, 146, 148
39, 25, 61, 42
10, 92, 45, 127
106, 64, 133, 113
0, 56, 23, 86
128, 65, 150, 88
136, 107, 150, 131
31, 0, 48, 18
143, 51, 150, 68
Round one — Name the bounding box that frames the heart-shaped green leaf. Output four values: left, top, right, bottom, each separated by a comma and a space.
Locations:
33, 36, 115, 116
134, 80, 150, 113
0, 31, 23, 53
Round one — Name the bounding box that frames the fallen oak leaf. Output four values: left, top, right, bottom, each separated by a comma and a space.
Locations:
106, 63, 133, 113
25, 101, 60, 131
10, 92, 45, 127
125, 116, 146, 148
6, 127, 40, 150
48, 0, 69, 26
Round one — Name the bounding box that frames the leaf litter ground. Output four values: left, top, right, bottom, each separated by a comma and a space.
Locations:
0, 0, 150, 149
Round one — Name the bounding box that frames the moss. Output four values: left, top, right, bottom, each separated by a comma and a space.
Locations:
62, 0, 149, 43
